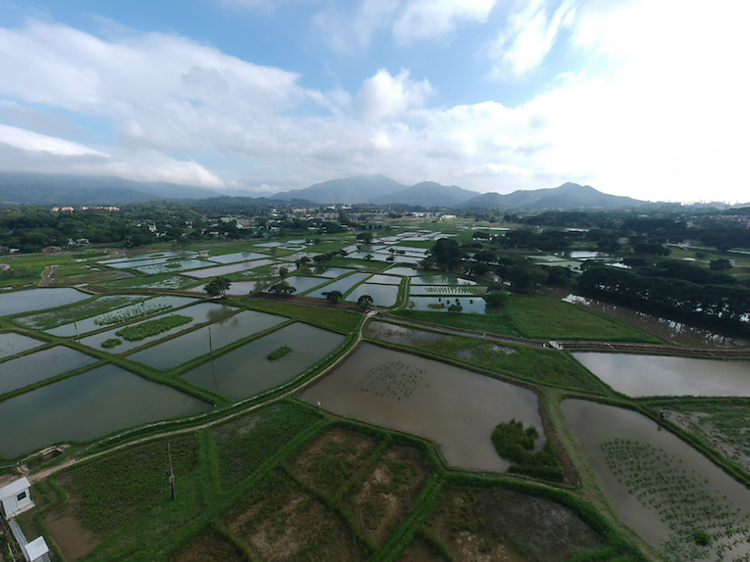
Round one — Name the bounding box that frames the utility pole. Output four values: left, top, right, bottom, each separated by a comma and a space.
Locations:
167, 441, 175, 501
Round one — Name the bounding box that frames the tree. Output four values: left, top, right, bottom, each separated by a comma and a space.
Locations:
294, 256, 311, 268
710, 258, 733, 271
268, 281, 296, 296
323, 290, 343, 303
357, 294, 374, 309
204, 276, 231, 298
357, 232, 374, 245
278, 266, 289, 278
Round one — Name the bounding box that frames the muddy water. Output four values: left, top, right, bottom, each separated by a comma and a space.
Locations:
0, 364, 211, 458
300, 344, 541, 472
555, 291, 749, 347
367, 321, 447, 346
573, 352, 750, 397
183, 323, 345, 401
562, 399, 750, 557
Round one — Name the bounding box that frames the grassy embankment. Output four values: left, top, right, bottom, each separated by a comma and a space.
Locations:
21, 401, 646, 562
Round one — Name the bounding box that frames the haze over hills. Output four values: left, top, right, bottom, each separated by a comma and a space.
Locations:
0, 171, 661, 210
459, 182, 649, 210
0, 172, 218, 206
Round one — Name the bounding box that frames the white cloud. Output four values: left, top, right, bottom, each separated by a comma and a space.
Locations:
393, 0, 496, 44
313, 0, 400, 54
357, 68, 433, 122
489, 0, 575, 77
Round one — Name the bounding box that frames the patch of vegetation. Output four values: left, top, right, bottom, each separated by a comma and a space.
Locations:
100, 273, 198, 290
393, 309, 521, 337
601, 438, 750, 561
115, 314, 193, 341
491, 420, 564, 482
0, 265, 44, 284
356, 360, 425, 400
94, 301, 174, 326
244, 298, 362, 334
505, 294, 660, 342
15, 295, 141, 329
59, 436, 198, 534
214, 403, 323, 489
267, 345, 292, 360
101, 337, 122, 349
380, 326, 602, 391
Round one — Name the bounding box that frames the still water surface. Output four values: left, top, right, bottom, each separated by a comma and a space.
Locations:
300, 344, 541, 472
0, 346, 98, 395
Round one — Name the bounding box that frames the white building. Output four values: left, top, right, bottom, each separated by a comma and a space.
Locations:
0, 477, 34, 519
22, 535, 51, 562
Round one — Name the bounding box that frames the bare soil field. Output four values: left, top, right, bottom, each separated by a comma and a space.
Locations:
344, 444, 430, 546
428, 486, 605, 562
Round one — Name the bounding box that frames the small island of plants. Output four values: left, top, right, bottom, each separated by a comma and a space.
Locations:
267, 345, 292, 360
115, 314, 193, 342
491, 419, 565, 482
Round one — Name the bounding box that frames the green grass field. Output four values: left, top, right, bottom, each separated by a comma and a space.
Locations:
393, 309, 522, 337
504, 294, 661, 342
241, 298, 362, 334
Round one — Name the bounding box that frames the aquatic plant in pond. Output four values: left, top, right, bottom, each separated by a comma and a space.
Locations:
491, 420, 564, 482
94, 301, 174, 326
101, 338, 122, 349
355, 360, 424, 400
115, 315, 193, 341
601, 438, 750, 561
267, 345, 291, 360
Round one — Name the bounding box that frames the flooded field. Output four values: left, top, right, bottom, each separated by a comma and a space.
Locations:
410, 275, 475, 285
0, 364, 210, 459
128, 310, 287, 370
365, 274, 402, 285
0, 288, 90, 316
78, 302, 237, 353
300, 344, 542, 472
410, 285, 486, 296
15, 295, 146, 330
306, 272, 371, 299
280, 275, 327, 294
46, 295, 197, 337
383, 266, 421, 276
346, 283, 399, 307
207, 252, 267, 264
366, 321, 447, 346
100, 251, 196, 265
563, 399, 750, 561
135, 259, 213, 274
183, 323, 345, 400
573, 352, 750, 397
407, 296, 487, 313
559, 292, 749, 347
224, 281, 257, 295
0, 346, 98, 395
0, 332, 45, 359
310, 266, 354, 278
183, 259, 276, 279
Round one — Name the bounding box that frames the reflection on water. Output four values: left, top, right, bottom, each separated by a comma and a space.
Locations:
562, 400, 750, 559
300, 343, 541, 472
0, 346, 98, 396
0, 288, 90, 316
555, 291, 749, 347
0, 364, 210, 458
573, 352, 750, 397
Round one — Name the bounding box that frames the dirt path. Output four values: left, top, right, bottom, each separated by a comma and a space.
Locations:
38, 265, 58, 287
27, 311, 373, 485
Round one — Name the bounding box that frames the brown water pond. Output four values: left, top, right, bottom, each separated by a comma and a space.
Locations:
299, 343, 541, 473
562, 399, 750, 561
573, 352, 750, 397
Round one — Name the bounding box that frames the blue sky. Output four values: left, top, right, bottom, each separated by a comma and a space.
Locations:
0, 0, 748, 203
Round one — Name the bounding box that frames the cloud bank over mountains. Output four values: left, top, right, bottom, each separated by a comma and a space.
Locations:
0, 0, 748, 203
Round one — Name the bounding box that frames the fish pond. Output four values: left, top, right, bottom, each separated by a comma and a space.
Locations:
206, 252, 267, 264
346, 283, 400, 307
310, 267, 354, 278
0, 288, 90, 316
406, 296, 487, 313
46, 295, 197, 337
135, 259, 213, 274
562, 399, 750, 561
365, 274, 402, 285
0, 364, 211, 459
409, 285, 486, 296
384, 266, 421, 277
16, 295, 147, 330
573, 352, 750, 397
410, 275, 476, 285
183, 323, 345, 401
0, 346, 98, 396
306, 272, 371, 299
128, 310, 287, 370
0, 332, 45, 360
78, 302, 237, 353
279, 275, 327, 294
299, 343, 542, 472
183, 259, 277, 279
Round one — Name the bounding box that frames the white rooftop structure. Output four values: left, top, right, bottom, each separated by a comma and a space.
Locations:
24, 536, 51, 562
0, 477, 34, 519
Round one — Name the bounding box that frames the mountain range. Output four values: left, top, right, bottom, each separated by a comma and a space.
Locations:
0, 171, 654, 210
